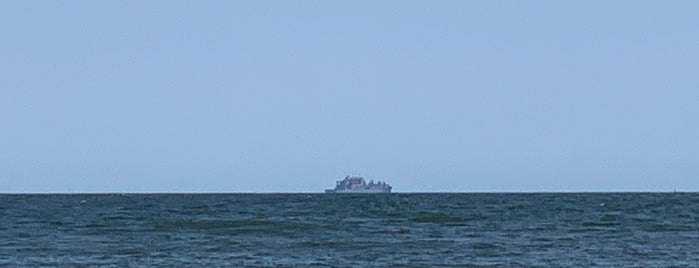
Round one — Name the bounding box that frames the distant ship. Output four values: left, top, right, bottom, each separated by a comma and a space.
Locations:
325, 176, 392, 193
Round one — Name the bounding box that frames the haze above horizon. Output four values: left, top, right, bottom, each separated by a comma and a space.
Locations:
1, 1, 697, 193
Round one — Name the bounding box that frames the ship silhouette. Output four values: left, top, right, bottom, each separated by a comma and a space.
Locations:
325, 176, 392, 193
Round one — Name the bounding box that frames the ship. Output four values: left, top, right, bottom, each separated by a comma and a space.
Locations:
325, 176, 392, 193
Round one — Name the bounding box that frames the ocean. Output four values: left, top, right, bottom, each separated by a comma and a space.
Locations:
1, 193, 697, 267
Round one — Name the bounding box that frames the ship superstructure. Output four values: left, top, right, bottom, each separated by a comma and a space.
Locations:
325, 176, 392, 193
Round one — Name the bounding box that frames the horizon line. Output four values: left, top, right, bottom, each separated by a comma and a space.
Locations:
0, 190, 695, 195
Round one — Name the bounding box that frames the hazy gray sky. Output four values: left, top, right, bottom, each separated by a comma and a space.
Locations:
1, 1, 697, 192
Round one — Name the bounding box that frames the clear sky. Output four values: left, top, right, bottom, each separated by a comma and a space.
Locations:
1, 1, 697, 193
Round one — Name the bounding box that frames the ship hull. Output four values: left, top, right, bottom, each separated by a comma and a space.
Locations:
325, 188, 391, 193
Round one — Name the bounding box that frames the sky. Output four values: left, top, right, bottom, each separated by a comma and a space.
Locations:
1, 1, 697, 193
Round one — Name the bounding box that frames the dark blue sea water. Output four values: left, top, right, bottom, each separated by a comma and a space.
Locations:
1, 193, 698, 267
